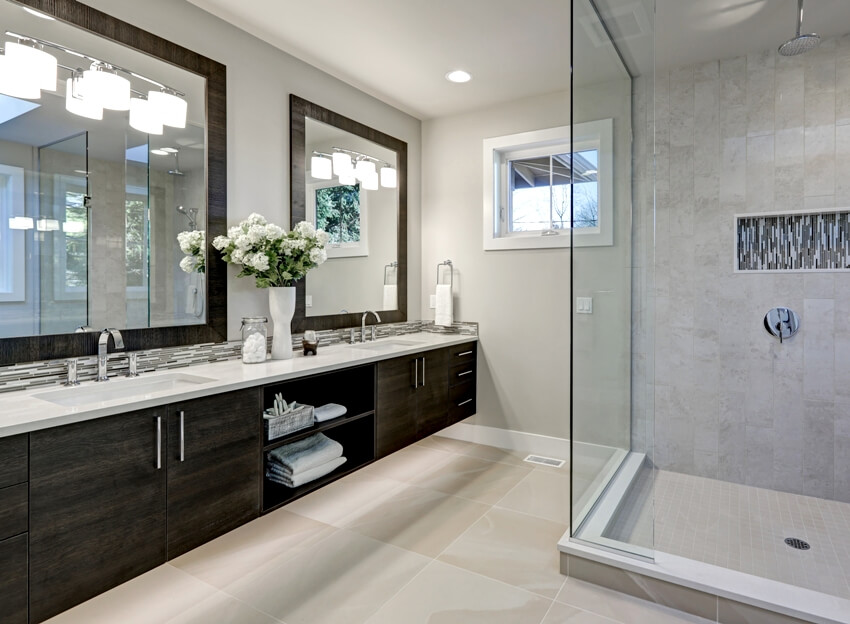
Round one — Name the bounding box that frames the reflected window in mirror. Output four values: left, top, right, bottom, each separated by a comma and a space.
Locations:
308, 180, 368, 258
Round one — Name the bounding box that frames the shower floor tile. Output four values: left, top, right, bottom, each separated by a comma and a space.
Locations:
606, 468, 850, 600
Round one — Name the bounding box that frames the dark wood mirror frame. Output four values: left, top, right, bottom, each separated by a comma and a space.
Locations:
0, 0, 227, 366
290, 94, 407, 333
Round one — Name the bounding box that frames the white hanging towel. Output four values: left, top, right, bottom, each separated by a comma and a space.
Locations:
382, 284, 398, 310
435, 283, 453, 327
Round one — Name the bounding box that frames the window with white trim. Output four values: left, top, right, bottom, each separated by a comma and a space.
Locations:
0, 163, 26, 302
483, 119, 613, 250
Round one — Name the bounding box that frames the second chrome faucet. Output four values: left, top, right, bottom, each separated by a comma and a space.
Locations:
96, 328, 124, 381
361, 310, 381, 343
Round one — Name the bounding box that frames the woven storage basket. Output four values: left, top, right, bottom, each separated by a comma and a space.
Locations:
264, 403, 314, 441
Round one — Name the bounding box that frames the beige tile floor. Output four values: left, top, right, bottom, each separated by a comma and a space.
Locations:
606, 468, 850, 599
45, 436, 712, 624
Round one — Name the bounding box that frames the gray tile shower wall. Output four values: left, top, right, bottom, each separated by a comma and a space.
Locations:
0, 321, 478, 393
635, 34, 850, 502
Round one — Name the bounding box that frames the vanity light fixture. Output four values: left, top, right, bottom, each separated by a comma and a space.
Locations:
362, 171, 379, 190
445, 69, 471, 83
2, 31, 188, 131
380, 165, 397, 188
65, 76, 103, 120
62, 221, 85, 233
310, 152, 333, 180
8, 216, 33, 230
338, 173, 357, 185
332, 151, 354, 175
36, 217, 60, 232
354, 158, 376, 180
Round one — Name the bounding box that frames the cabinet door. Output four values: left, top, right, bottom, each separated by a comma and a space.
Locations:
166, 388, 261, 558
0, 534, 27, 624
30, 408, 167, 623
376, 355, 419, 457
416, 348, 449, 439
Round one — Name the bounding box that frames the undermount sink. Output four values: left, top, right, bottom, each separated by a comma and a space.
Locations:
349, 339, 425, 351
34, 372, 217, 407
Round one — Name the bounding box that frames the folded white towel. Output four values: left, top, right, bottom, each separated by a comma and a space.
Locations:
267, 456, 347, 488
435, 283, 453, 327
267, 433, 343, 475
382, 284, 398, 310
314, 403, 348, 422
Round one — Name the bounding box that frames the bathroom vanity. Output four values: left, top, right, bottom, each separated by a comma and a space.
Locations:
0, 334, 477, 623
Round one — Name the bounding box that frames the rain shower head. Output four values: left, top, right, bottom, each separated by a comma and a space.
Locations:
778, 0, 820, 56
168, 150, 185, 176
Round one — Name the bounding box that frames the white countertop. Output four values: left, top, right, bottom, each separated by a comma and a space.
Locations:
0, 332, 477, 438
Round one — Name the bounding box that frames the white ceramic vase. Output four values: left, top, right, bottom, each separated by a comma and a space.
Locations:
268, 286, 295, 360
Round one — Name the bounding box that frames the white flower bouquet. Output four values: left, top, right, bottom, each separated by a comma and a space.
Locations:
212, 213, 328, 288
177, 230, 205, 273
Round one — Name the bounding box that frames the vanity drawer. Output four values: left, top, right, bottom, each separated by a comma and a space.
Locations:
448, 380, 476, 423
0, 434, 28, 488
448, 342, 476, 364
0, 484, 28, 541
0, 533, 28, 624
449, 361, 476, 387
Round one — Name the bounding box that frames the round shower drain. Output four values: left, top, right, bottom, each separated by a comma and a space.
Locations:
784, 537, 811, 550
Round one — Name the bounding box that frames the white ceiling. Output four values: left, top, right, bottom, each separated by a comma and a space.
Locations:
185, 0, 850, 121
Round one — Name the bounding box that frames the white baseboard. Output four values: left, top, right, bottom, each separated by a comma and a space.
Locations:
438, 422, 570, 459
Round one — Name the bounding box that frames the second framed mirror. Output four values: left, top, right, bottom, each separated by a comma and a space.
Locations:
290, 95, 407, 332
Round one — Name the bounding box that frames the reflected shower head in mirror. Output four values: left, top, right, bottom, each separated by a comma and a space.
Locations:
177, 205, 198, 229
168, 150, 185, 176
778, 0, 820, 56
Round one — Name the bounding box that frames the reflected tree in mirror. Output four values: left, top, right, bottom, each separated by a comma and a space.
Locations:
316, 183, 361, 244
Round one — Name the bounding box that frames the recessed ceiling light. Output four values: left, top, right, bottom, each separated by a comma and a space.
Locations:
23, 7, 55, 20
445, 70, 471, 83
151, 149, 169, 156
161, 147, 178, 153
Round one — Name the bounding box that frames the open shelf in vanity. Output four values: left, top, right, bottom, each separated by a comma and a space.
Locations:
260, 364, 377, 512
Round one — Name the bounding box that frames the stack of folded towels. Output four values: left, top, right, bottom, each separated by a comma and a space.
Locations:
266, 432, 346, 488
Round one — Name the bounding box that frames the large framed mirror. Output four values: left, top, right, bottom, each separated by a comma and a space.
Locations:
0, 0, 226, 365
290, 95, 406, 332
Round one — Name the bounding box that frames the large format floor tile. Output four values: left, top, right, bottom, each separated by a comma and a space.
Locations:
43, 565, 275, 624
496, 469, 571, 524
409, 453, 532, 504
343, 483, 490, 557
363, 560, 554, 624
359, 444, 455, 483
439, 507, 567, 598
223, 529, 430, 624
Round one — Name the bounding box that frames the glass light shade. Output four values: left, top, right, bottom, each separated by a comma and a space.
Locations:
5, 42, 56, 91
62, 220, 85, 233
148, 90, 187, 128
354, 159, 376, 180
65, 78, 103, 120
81, 68, 130, 110
338, 173, 357, 186
8, 216, 33, 230
36, 218, 59, 231
332, 152, 354, 175
380, 166, 397, 188
310, 155, 333, 180
0, 55, 40, 99
129, 98, 163, 135
362, 171, 379, 190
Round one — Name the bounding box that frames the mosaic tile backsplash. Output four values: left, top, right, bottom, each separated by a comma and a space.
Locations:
0, 321, 478, 394
737, 211, 850, 271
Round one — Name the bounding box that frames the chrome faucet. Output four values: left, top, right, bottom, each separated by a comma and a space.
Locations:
96, 328, 124, 381
361, 310, 381, 342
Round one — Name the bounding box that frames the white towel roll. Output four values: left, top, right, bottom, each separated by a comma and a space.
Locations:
435, 283, 453, 327
383, 284, 398, 310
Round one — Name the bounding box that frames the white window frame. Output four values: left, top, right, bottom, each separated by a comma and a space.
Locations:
52, 177, 88, 302
0, 164, 26, 302
482, 119, 613, 250
306, 178, 369, 258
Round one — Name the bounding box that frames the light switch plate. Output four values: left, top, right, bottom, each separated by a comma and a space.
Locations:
429, 294, 437, 309
576, 297, 593, 314
306, 295, 313, 308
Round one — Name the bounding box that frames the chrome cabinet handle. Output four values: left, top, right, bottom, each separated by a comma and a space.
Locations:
457, 370, 473, 377
456, 350, 473, 357
414, 358, 419, 388
458, 398, 473, 407
156, 416, 162, 469
179, 411, 185, 462
421, 357, 426, 386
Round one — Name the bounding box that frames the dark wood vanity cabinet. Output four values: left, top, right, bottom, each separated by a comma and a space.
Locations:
28, 389, 261, 623
376, 342, 476, 457
166, 389, 261, 558
29, 408, 168, 623
0, 433, 29, 624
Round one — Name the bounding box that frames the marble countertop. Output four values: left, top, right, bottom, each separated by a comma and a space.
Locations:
0, 332, 477, 438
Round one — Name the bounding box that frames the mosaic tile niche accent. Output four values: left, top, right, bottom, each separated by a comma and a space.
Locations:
736, 211, 850, 271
